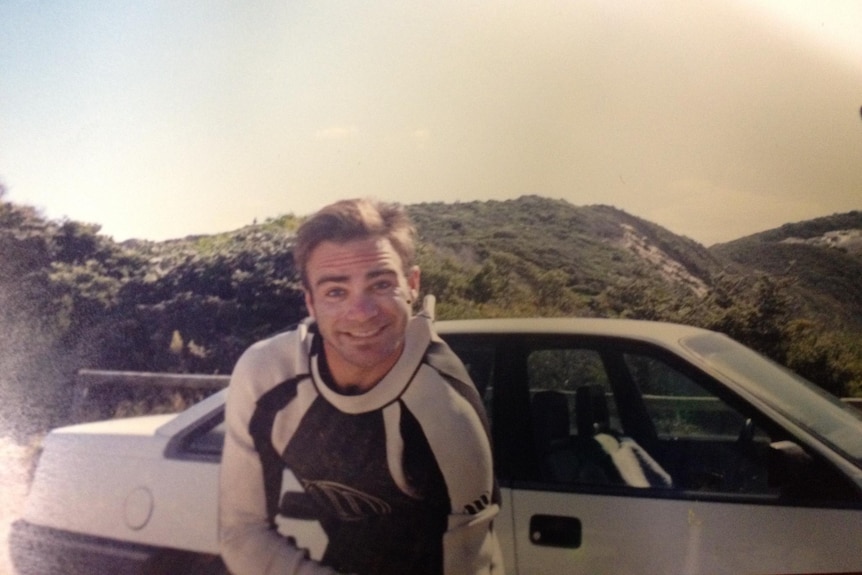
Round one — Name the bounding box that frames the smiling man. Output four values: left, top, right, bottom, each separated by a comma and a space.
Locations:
219, 198, 503, 575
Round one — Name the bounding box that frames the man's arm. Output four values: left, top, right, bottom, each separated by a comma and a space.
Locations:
219, 344, 339, 575
435, 403, 504, 575
402, 364, 505, 575
442, 505, 504, 575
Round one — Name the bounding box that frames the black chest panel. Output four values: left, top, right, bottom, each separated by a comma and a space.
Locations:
281, 397, 449, 575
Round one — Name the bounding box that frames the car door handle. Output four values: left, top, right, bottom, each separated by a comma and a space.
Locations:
529, 514, 582, 548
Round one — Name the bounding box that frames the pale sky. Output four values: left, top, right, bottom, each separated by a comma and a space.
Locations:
1, 0, 860, 246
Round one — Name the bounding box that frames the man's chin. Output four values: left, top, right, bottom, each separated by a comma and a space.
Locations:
348, 344, 396, 364
343, 339, 402, 365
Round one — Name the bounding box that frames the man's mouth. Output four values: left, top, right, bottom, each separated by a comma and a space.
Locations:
343, 323, 387, 340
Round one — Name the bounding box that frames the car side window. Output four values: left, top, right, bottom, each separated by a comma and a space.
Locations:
185, 420, 226, 458
624, 353, 754, 440
622, 352, 776, 496
527, 348, 620, 431
524, 344, 776, 496
165, 405, 226, 462
526, 347, 651, 487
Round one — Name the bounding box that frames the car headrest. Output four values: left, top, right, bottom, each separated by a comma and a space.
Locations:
531, 390, 570, 445
576, 384, 611, 437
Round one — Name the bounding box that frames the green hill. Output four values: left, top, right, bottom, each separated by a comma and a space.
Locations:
410, 197, 722, 307
710, 211, 862, 333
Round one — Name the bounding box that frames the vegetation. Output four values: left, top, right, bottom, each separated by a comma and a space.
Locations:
1, 188, 860, 437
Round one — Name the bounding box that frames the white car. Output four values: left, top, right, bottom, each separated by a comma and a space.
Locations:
11, 318, 862, 574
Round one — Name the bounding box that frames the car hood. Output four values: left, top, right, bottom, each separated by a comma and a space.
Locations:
43, 414, 178, 460
52, 414, 178, 437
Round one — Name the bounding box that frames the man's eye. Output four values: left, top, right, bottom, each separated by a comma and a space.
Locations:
372, 280, 393, 291
324, 287, 346, 298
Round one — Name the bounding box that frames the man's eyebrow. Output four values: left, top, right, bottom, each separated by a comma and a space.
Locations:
366, 268, 397, 280
313, 268, 397, 288
313, 274, 349, 288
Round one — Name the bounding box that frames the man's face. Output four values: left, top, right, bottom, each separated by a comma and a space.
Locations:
303, 236, 420, 391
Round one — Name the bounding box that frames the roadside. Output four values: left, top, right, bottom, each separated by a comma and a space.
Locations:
0, 435, 36, 575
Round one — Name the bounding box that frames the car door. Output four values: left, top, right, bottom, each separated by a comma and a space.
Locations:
461, 334, 862, 575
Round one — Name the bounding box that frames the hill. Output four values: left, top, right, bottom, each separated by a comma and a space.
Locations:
409, 197, 722, 306
710, 211, 862, 334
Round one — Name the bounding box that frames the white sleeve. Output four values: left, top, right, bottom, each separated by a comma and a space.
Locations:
218, 345, 339, 575
402, 365, 506, 575
443, 506, 505, 575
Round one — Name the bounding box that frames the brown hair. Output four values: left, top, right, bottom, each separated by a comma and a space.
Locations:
294, 198, 417, 288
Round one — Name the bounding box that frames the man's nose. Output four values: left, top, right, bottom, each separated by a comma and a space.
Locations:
346, 292, 379, 320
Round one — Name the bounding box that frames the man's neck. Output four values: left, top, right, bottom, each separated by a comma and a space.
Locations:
319, 343, 403, 394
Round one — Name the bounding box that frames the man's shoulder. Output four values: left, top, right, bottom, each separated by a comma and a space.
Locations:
423, 336, 472, 386
231, 319, 315, 392
242, 318, 320, 355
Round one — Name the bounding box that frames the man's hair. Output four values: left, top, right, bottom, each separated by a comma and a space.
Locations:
294, 198, 417, 288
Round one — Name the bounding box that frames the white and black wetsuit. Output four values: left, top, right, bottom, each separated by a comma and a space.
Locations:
220, 309, 503, 575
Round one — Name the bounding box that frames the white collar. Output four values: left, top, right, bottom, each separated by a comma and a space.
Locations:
311, 311, 433, 414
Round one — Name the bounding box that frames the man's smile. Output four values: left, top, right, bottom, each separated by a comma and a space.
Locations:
341, 323, 389, 341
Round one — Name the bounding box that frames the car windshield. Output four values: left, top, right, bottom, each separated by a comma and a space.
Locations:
682, 332, 862, 468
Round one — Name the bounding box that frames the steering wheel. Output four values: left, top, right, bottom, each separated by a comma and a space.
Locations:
726, 417, 760, 491
736, 417, 756, 452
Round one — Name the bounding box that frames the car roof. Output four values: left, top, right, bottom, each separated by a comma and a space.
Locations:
435, 317, 713, 349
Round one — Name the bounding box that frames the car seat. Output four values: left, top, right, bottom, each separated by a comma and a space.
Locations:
575, 384, 613, 437
575, 384, 673, 488
573, 385, 626, 484
530, 390, 579, 483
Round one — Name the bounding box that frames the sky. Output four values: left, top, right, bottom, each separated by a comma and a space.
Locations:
1, 0, 860, 247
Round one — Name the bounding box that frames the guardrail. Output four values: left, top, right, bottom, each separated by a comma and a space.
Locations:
72, 369, 230, 422
843, 397, 862, 411
76, 369, 230, 390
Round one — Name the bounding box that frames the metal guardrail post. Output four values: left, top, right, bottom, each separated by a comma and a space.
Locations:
75, 369, 230, 390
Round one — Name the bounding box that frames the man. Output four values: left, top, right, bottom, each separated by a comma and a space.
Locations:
219, 198, 503, 575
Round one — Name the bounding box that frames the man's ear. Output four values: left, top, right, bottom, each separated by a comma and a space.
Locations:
407, 266, 421, 301
304, 290, 316, 319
